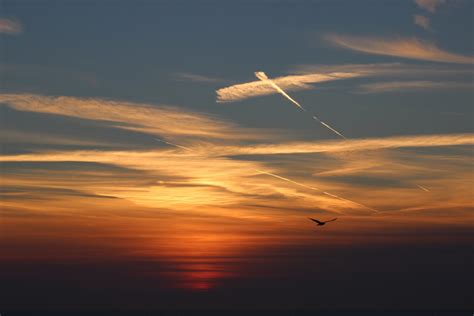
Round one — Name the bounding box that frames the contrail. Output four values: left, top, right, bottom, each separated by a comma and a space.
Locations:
255, 71, 306, 112
254, 71, 346, 139
156, 138, 193, 151
254, 169, 379, 213
417, 184, 430, 192
312, 116, 347, 139
156, 139, 378, 213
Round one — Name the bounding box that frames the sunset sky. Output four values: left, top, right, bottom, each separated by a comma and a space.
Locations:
1, 0, 473, 311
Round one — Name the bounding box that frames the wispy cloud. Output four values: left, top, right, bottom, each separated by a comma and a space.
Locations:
0, 149, 355, 213
199, 133, 474, 156
2, 93, 473, 220
0, 93, 272, 142
0, 18, 22, 35
1, 132, 473, 216
216, 72, 361, 102
292, 63, 472, 78
414, 14, 431, 30
173, 72, 227, 83
415, 0, 446, 13
325, 34, 474, 64
357, 80, 473, 93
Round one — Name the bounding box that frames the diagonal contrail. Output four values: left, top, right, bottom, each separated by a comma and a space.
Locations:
254, 71, 346, 139
255, 72, 307, 112
254, 169, 379, 213
156, 139, 378, 213
156, 138, 193, 151
312, 116, 347, 139
417, 184, 430, 192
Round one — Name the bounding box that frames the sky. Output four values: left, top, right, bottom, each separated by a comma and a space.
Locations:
0, 0, 473, 311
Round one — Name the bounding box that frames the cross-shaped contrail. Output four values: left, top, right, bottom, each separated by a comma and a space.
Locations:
255, 71, 347, 139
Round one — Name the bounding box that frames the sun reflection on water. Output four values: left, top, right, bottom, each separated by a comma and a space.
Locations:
148, 231, 255, 292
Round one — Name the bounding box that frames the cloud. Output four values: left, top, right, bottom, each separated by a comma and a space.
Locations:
173, 72, 226, 83
325, 34, 474, 64
0, 18, 22, 35
0, 149, 356, 213
414, 14, 431, 30
218, 63, 473, 102
0, 93, 272, 142
1, 132, 473, 216
197, 133, 474, 156
293, 63, 411, 76
216, 72, 362, 102
292, 63, 473, 94
292, 62, 472, 78
357, 80, 473, 93
415, 0, 446, 13
1, 93, 473, 220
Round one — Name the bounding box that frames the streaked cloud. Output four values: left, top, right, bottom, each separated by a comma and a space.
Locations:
292, 62, 472, 77
358, 80, 473, 93
196, 133, 474, 156
1, 132, 473, 216
325, 34, 474, 64
0, 93, 273, 142
216, 72, 361, 102
0, 18, 22, 35
414, 14, 431, 30
1, 93, 473, 222
415, 0, 446, 13
173, 72, 227, 83
0, 149, 359, 214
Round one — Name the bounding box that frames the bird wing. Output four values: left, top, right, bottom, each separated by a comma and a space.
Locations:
325, 218, 338, 223
309, 218, 323, 224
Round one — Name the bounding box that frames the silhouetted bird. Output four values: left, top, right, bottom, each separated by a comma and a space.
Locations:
308, 217, 337, 226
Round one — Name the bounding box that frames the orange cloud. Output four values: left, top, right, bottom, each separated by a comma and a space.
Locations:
325, 34, 474, 64
358, 81, 473, 93
414, 14, 431, 30
0, 93, 277, 142
216, 72, 361, 102
197, 133, 474, 156
0, 18, 22, 35
1, 132, 473, 216
415, 0, 446, 13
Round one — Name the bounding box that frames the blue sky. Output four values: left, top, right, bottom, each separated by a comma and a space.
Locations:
2, 1, 473, 139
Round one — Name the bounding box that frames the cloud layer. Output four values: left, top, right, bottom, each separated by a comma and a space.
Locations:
1, 93, 473, 223
0, 94, 269, 142
325, 34, 474, 64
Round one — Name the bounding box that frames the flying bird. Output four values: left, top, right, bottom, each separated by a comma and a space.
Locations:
308, 217, 338, 226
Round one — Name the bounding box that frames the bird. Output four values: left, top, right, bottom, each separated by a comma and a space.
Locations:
308, 217, 337, 226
